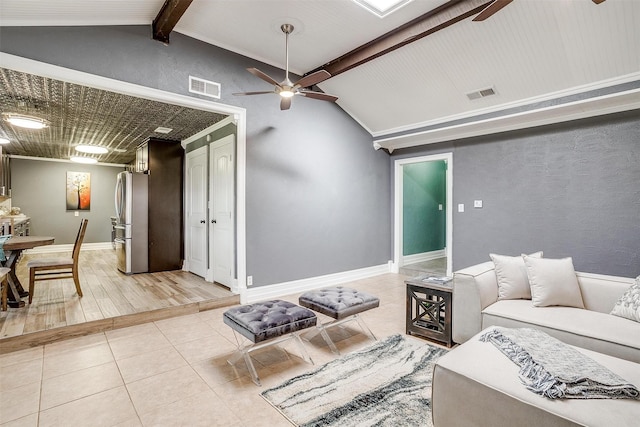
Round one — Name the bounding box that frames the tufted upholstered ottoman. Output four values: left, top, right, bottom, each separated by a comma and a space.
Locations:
223, 300, 317, 386
299, 286, 379, 354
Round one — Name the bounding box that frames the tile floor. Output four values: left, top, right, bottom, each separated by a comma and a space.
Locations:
0, 273, 441, 427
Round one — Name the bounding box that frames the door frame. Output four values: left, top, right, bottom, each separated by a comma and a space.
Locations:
0, 53, 248, 294
393, 153, 453, 277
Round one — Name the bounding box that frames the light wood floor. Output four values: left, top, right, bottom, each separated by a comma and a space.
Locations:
0, 249, 239, 354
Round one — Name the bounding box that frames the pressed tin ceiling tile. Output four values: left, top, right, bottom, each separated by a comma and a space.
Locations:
0, 68, 227, 165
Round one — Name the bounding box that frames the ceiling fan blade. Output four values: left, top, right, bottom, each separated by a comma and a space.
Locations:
472, 0, 513, 22
299, 90, 338, 102
232, 91, 275, 96
294, 70, 332, 89
247, 68, 281, 87
280, 97, 292, 110
592, 0, 606, 4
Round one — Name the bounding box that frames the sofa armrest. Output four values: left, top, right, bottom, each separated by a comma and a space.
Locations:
452, 261, 498, 344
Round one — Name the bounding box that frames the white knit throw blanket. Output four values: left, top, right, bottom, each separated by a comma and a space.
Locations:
480, 327, 640, 400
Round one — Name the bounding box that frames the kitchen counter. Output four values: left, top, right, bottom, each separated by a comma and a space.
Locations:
1, 215, 31, 236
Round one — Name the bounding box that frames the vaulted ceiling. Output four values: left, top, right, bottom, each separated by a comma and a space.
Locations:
0, 0, 638, 161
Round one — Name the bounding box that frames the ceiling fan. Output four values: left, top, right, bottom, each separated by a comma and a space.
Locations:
473, 0, 606, 21
233, 24, 338, 111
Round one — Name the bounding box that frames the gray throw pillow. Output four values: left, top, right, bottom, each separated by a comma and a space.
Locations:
610, 276, 640, 323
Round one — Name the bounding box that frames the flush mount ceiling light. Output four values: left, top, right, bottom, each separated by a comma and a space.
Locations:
352, 0, 414, 17
154, 126, 173, 134
75, 144, 108, 154
3, 113, 49, 129
70, 156, 98, 164
0, 138, 9, 145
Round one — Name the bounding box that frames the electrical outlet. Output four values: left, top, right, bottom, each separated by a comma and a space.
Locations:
438, 204, 443, 211
474, 200, 483, 208
247, 275, 253, 287
458, 203, 465, 213
74, 211, 79, 217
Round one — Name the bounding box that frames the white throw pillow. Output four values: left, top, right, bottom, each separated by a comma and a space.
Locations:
491, 251, 543, 300
610, 276, 640, 323
523, 255, 584, 308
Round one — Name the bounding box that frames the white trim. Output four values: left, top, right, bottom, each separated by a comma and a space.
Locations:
242, 263, 390, 304
373, 71, 640, 138
181, 115, 236, 148
8, 154, 126, 168
394, 153, 453, 277
0, 53, 247, 295
25, 242, 113, 254
402, 249, 446, 266
377, 87, 640, 150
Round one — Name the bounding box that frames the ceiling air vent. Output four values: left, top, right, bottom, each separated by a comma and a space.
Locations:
466, 87, 496, 101
189, 76, 221, 99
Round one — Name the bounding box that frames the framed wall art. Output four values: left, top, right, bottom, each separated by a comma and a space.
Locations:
66, 171, 91, 211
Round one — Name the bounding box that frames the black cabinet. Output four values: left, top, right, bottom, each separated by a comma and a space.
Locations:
142, 138, 184, 272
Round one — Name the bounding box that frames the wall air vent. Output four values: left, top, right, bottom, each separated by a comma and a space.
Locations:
466, 87, 496, 101
189, 76, 221, 99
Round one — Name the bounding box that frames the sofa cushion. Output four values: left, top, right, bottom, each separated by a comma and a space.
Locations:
524, 256, 584, 308
490, 251, 542, 300
482, 300, 640, 363
610, 276, 640, 323
433, 328, 640, 427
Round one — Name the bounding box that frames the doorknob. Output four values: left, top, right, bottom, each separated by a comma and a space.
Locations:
211, 220, 217, 224
200, 220, 206, 224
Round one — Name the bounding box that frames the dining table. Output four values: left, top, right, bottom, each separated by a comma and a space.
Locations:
2, 235, 55, 308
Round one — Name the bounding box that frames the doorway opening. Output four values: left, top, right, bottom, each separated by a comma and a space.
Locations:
393, 153, 453, 277
1, 53, 248, 295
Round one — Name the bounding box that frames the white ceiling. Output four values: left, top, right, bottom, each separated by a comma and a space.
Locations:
1, 0, 639, 147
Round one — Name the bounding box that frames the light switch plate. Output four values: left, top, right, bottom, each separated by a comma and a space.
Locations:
474, 200, 483, 208
458, 203, 465, 213
438, 204, 443, 211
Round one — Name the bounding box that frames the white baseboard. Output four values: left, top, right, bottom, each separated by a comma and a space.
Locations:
402, 249, 446, 266
242, 263, 391, 304
25, 242, 113, 254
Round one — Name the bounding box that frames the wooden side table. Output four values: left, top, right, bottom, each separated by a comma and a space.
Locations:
405, 275, 453, 347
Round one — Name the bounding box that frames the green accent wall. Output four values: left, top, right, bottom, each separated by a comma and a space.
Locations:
403, 161, 446, 256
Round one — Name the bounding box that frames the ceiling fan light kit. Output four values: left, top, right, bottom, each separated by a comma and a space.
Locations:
233, 23, 338, 110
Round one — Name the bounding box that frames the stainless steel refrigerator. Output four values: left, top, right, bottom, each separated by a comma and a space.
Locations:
114, 171, 148, 274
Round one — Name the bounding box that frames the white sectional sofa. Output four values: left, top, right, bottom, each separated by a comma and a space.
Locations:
433, 327, 640, 427
432, 259, 640, 427
452, 260, 640, 363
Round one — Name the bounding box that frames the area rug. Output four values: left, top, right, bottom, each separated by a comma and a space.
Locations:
261, 334, 448, 427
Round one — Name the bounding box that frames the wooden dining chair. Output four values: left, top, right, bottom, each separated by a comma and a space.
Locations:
27, 219, 88, 304
0, 267, 10, 311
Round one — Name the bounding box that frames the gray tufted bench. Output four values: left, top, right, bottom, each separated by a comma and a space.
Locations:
299, 286, 379, 354
223, 299, 317, 386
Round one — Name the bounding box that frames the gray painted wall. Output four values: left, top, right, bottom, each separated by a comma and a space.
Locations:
0, 26, 391, 287
393, 110, 640, 278
11, 158, 122, 244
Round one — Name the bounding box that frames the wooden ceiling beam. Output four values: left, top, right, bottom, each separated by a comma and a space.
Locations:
152, 0, 194, 44
305, 0, 493, 78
